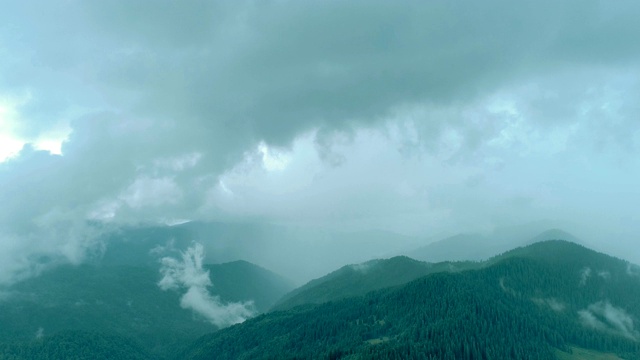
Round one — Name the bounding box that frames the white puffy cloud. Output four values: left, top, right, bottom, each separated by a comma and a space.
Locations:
158, 243, 255, 328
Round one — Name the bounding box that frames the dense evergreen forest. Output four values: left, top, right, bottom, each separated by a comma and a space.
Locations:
0, 331, 151, 360
182, 241, 640, 360
273, 256, 479, 311
1, 240, 639, 359
0, 260, 293, 359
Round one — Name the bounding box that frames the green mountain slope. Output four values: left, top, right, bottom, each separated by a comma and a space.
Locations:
272, 256, 478, 311
206, 260, 295, 312
556, 346, 625, 360
0, 331, 152, 360
0, 261, 293, 359
181, 241, 640, 360
273, 234, 605, 312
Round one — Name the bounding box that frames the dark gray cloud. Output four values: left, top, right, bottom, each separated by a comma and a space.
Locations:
1, 0, 640, 283
4, 1, 640, 138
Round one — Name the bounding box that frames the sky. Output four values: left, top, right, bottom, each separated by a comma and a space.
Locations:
1, 0, 640, 284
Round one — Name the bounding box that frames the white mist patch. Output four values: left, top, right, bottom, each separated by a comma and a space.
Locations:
499, 277, 517, 296
579, 267, 592, 286
628, 263, 640, 278
0, 218, 106, 286
532, 298, 566, 312
35, 327, 44, 339
578, 301, 639, 340
158, 243, 255, 328
597, 270, 611, 280
350, 260, 379, 274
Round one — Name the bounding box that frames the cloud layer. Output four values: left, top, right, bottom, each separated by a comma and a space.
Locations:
1, 1, 640, 282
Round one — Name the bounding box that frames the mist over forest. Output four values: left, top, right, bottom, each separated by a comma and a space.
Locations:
1, 1, 639, 359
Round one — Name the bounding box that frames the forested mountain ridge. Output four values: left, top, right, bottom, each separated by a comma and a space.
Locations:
1, 240, 638, 359
0, 331, 152, 360
276, 236, 630, 314
272, 256, 478, 311
181, 240, 640, 360
0, 260, 293, 359
205, 260, 295, 312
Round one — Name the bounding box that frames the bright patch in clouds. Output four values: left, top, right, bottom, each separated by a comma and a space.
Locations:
0, 135, 23, 162
0, 94, 69, 161
258, 142, 291, 171
0, 96, 24, 161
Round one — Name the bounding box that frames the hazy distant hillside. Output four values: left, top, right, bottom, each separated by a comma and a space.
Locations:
408, 233, 496, 262
274, 229, 586, 312
0, 260, 293, 359
206, 261, 294, 312
524, 228, 583, 246
407, 228, 582, 263
100, 221, 419, 284
182, 241, 640, 360
272, 256, 478, 311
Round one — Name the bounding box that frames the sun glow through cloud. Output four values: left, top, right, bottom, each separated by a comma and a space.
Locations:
0, 94, 69, 161
258, 142, 291, 171
0, 97, 24, 162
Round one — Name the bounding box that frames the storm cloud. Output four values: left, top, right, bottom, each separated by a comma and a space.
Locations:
1, 1, 640, 283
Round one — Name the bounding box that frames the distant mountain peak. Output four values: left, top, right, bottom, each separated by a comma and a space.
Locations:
501, 239, 588, 257
526, 228, 582, 245
494, 239, 632, 272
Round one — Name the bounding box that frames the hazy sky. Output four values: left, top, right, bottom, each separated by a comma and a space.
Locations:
1, 0, 640, 283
